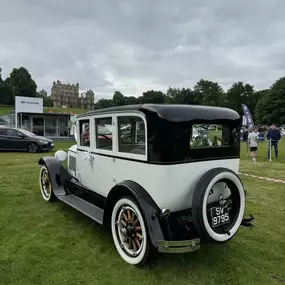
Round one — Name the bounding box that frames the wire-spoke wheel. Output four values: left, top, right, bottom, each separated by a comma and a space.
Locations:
28, 142, 39, 153
39, 165, 56, 202
111, 197, 151, 266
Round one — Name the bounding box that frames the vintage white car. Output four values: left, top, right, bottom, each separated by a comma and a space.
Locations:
38, 104, 254, 266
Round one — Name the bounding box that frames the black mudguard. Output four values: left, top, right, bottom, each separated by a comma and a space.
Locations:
38, 156, 73, 196
105, 180, 165, 249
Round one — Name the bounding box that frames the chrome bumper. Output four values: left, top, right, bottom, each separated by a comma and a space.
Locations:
157, 238, 200, 253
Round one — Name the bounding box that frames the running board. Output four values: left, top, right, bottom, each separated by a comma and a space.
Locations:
57, 194, 104, 225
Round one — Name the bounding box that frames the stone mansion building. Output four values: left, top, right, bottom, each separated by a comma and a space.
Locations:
51, 81, 95, 110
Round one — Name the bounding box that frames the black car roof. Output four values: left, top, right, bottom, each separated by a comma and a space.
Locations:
0, 126, 31, 132
76, 104, 240, 122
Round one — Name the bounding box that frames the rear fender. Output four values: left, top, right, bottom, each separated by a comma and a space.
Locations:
38, 156, 73, 196
104, 180, 165, 249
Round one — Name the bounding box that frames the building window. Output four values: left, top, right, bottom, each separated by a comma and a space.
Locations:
95, 117, 113, 151
79, 119, 90, 147
118, 116, 146, 155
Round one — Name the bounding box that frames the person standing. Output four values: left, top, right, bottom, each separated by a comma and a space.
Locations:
242, 126, 249, 155
248, 127, 258, 163
267, 124, 281, 160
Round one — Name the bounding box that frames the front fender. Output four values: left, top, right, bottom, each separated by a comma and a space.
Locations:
104, 180, 165, 249
38, 156, 73, 196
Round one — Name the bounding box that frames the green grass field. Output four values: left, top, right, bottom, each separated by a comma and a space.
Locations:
0, 105, 87, 115
0, 140, 284, 285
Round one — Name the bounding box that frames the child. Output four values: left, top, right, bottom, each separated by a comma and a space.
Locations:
248, 127, 259, 162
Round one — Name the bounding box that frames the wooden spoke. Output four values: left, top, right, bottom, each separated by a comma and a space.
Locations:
128, 239, 132, 249
130, 212, 135, 223
133, 218, 139, 226
131, 239, 137, 251
127, 209, 131, 220
120, 220, 126, 226
123, 212, 128, 221
135, 226, 141, 231
135, 237, 141, 248
136, 233, 143, 239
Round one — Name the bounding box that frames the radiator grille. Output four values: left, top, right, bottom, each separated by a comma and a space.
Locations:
69, 156, 76, 171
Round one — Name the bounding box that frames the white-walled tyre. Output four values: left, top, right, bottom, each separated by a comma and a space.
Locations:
111, 197, 151, 266
192, 168, 245, 244
39, 165, 56, 202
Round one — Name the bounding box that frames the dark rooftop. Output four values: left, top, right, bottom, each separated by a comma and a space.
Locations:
76, 104, 240, 122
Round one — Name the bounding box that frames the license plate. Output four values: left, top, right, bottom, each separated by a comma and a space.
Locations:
210, 206, 230, 228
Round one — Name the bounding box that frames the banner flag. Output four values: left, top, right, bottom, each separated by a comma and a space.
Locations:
241, 104, 254, 127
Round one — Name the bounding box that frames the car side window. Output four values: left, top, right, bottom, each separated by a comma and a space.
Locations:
0, 129, 7, 136
7, 130, 22, 137
118, 116, 146, 155
95, 117, 113, 151
79, 119, 90, 147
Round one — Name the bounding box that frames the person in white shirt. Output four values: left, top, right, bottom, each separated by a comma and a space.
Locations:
248, 127, 259, 162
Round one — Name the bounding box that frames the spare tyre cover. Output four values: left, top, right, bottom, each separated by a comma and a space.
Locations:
191, 167, 245, 243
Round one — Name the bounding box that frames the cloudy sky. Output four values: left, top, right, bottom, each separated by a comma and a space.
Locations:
1, 0, 285, 101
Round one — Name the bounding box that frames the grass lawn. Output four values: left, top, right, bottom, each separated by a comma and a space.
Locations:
0, 105, 14, 115
0, 105, 87, 115
0, 140, 284, 285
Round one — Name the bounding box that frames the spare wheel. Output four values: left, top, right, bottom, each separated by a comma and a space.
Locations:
191, 167, 245, 244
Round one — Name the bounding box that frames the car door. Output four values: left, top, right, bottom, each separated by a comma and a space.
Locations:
76, 116, 115, 197
76, 118, 96, 189
0, 129, 9, 149
6, 129, 27, 150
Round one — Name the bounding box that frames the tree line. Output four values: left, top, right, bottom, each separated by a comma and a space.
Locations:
1, 66, 285, 125
0, 66, 53, 107
95, 78, 285, 126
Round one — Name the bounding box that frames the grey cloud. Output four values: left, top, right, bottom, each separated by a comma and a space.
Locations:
1, 0, 285, 100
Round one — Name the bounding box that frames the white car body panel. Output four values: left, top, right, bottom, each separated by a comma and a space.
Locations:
69, 145, 238, 211
67, 108, 240, 212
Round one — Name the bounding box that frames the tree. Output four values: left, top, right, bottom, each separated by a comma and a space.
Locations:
125, 96, 139, 105
139, 90, 166, 103
166, 86, 201, 105
226, 81, 259, 116
6, 67, 37, 100
112, 91, 125, 106
194, 79, 226, 106
254, 89, 271, 124
0, 67, 13, 105
94, 98, 114, 109
255, 77, 285, 125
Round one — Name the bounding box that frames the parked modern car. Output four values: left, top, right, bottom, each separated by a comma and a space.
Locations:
0, 126, 54, 153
